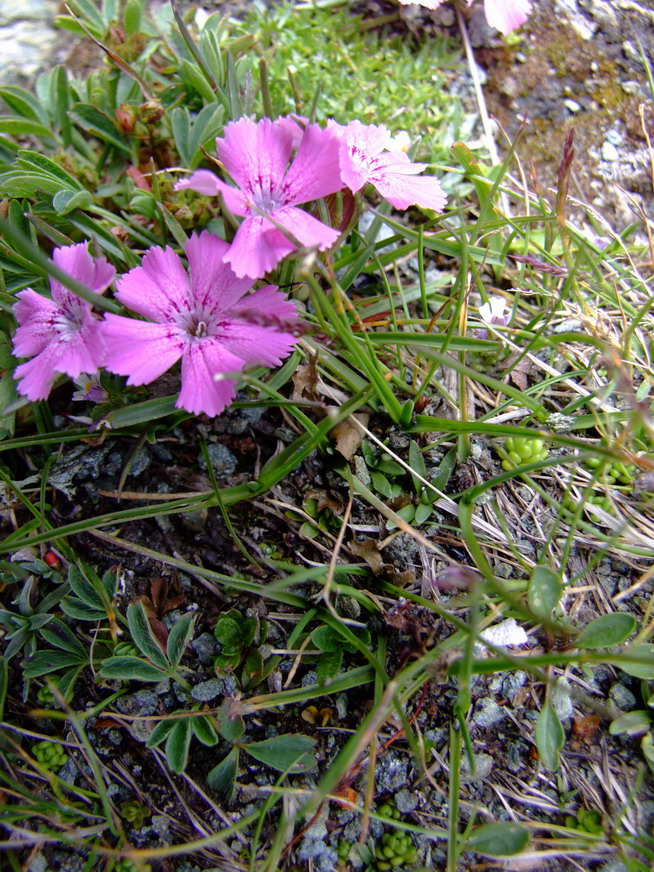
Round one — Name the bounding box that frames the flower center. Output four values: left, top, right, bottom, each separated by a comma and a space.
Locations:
53, 303, 85, 339
178, 307, 219, 342
249, 178, 282, 213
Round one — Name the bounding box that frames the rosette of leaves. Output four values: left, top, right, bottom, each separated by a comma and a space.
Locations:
312, 623, 371, 685
584, 455, 635, 486
213, 609, 279, 690
32, 739, 67, 771
363, 440, 441, 529
23, 617, 112, 702
205, 699, 317, 802
98, 602, 195, 687
502, 436, 548, 470
146, 705, 219, 775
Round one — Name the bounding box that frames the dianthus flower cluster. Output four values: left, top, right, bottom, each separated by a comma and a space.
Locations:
398, 0, 532, 35
12, 116, 447, 417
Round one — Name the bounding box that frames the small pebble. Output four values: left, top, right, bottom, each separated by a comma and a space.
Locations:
601, 141, 619, 162
473, 698, 506, 728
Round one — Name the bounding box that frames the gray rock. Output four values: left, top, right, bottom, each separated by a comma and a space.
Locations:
191, 679, 224, 702
192, 632, 219, 664
28, 855, 48, 872
609, 683, 637, 711
460, 752, 493, 782
473, 698, 506, 728
395, 787, 420, 814
375, 752, 409, 793
602, 142, 619, 162
202, 442, 238, 476
127, 447, 150, 477
116, 690, 158, 717
296, 838, 338, 872
552, 678, 574, 721
502, 670, 528, 703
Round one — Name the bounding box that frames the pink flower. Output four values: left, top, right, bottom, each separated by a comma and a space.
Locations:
175, 118, 344, 280
475, 0, 532, 34
101, 231, 298, 417
332, 120, 447, 213
12, 244, 115, 401
397, 0, 532, 34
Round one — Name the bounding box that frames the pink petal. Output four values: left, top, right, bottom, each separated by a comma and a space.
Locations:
219, 322, 298, 369
185, 231, 253, 312
276, 115, 308, 149
398, 0, 445, 6
175, 170, 248, 216
102, 315, 184, 384
12, 289, 58, 358
14, 348, 61, 401
483, 0, 531, 33
230, 284, 298, 325
282, 124, 344, 205
178, 340, 244, 417
217, 117, 294, 195
51, 243, 114, 304
273, 205, 339, 251
54, 315, 107, 377
339, 120, 394, 156
224, 216, 296, 280
115, 246, 191, 322
374, 171, 447, 212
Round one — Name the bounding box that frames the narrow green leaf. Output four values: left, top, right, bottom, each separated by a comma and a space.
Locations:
216, 699, 245, 742
60, 598, 106, 621
244, 734, 317, 774
0, 86, 48, 124
0, 656, 8, 721
123, 0, 141, 34
535, 701, 564, 770
576, 613, 636, 649
170, 106, 192, 167
68, 565, 103, 607
39, 619, 86, 656
609, 710, 651, 737
207, 746, 239, 801
408, 440, 427, 497
98, 656, 167, 682
127, 602, 169, 669
146, 718, 176, 748
179, 58, 217, 104
528, 565, 562, 620
192, 714, 218, 746
316, 650, 342, 686
465, 822, 530, 857
166, 613, 195, 670
0, 116, 53, 140
16, 151, 83, 188
615, 644, 654, 679
166, 718, 192, 774
23, 650, 83, 678
69, 104, 131, 153
53, 189, 93, 215
100, 395, 182, 428
53, 66, 72, 147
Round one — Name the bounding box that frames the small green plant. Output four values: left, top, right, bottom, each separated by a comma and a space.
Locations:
213, 608, 279, 689
32, 739, 68, 771
98, 603, 195, 688
502, 436, 549, 470
120, 799, 150, 828
564, 807, 604, 835
584, 455, 635, 486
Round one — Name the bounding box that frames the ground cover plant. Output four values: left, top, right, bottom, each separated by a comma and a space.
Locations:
1, 1, 654, 871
